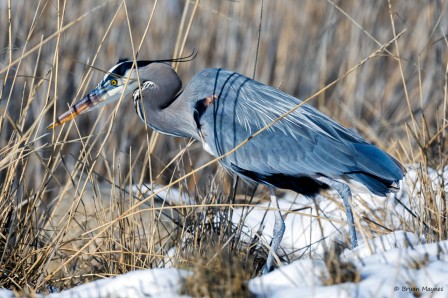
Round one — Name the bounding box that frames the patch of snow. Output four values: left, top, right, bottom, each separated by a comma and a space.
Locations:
0, 289, 15, 298
342, 230, 419, 259
249, 258, 328, 291
159, 247, 177, 269
131, 184, 195, 206
50, 269, 189, 298
232, 196, 344, 260
250, 231, 448, 298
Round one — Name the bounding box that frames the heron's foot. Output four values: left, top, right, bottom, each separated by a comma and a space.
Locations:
261, 263, 272, 275
349, 225, 358, 249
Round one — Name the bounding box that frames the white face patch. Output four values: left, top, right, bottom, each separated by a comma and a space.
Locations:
105, 85, 126, 98
103, 62, 125, 81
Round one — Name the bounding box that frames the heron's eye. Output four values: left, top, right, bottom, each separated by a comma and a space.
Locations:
110, 79, 118, 86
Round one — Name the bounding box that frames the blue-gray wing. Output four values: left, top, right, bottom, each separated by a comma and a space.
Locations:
185, 69, 403, 196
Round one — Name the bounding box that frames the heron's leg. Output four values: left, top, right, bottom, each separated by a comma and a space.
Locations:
262, 187, 286, 274
315, 176, 358, 248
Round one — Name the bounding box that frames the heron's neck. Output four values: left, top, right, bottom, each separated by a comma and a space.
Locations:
144, 93, 200, 140
134, 63, 200, 139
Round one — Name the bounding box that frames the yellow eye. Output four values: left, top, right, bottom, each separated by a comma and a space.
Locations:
110, 79, 118, 86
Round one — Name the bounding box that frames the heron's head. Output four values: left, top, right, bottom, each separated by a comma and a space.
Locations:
48, 59, 182, 129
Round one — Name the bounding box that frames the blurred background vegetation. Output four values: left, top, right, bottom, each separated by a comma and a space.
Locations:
0, 0, 447, 292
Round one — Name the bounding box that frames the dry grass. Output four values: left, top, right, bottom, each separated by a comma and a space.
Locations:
178, 196, 257, 297
0, 0, 447, 294
181, 246, 254, 298
322, 243, 361, 286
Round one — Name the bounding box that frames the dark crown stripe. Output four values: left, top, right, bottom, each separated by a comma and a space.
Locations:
107, 50, 197, 79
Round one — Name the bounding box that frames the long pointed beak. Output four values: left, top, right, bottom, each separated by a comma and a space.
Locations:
48, 86, 110, 129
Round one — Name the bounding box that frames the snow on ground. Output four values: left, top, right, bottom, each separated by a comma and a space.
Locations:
2, 165, 447, 297
250, 231, 448, 297
4, 232, 446, 298
0, 269, 190, 298
45, 269, 190, 298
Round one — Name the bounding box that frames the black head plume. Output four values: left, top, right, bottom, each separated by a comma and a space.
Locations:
108, 50, 198, 79
125, 49, 198, 67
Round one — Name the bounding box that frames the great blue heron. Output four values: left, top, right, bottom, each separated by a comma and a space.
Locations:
49, 56, 405, 274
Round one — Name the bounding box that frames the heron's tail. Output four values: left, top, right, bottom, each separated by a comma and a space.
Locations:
347, 143, 405, 196
347, 172, 400, 196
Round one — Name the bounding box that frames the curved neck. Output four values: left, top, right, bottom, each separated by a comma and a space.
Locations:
137, 63, 200, 139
